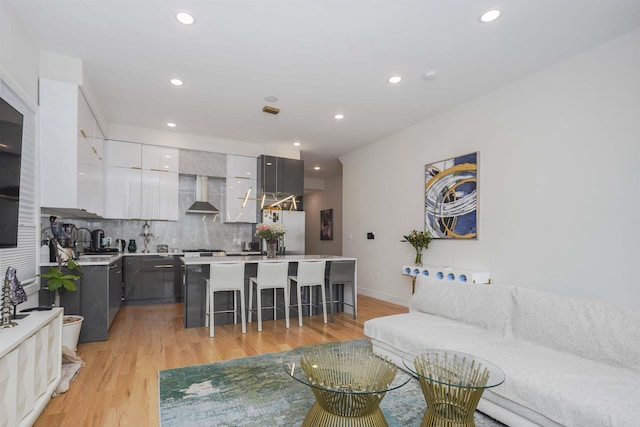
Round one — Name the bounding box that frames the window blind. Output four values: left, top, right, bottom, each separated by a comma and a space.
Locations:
0, 78, 38, 287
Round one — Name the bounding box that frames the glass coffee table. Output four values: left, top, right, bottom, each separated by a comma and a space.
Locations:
284, 341, 412, 427
403, 349, 505, 427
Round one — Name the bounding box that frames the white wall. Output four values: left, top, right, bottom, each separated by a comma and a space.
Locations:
0, 0, 39, 105
304, 173, 343, 255
342, 28, 640, 309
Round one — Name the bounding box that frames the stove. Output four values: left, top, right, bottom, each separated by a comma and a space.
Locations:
183, 249, 227, 258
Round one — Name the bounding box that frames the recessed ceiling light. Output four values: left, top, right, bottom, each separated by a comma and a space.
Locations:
480, 9, 501, 23
334, 114, 344, 120
293, 142, 301, 147
388, 76, 402, 84
176, 11, 195, 25
166, 122, 177, 128
165, 155, 171, 158
170, 78, 183, 86
264, 96, 278, 103
314, 166, 320, 170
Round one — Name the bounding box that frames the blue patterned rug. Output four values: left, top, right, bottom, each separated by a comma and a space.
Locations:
158, 338, 504, 426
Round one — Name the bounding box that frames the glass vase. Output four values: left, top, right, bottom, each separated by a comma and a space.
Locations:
266, 240, 278, 258
414, 249, 423, 266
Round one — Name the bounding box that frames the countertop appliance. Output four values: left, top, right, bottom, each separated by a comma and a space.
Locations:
183, 249, 227, 258
90, 229, 104, 251
262, 209, 305, 255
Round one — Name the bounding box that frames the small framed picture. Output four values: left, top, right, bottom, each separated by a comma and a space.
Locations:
320, 209, 333, 240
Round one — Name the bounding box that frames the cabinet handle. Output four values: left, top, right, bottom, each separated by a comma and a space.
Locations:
234, 176, 251, 180
80, 129, 88, 139
150, 168, 170, 173
131, 166, 142, 170
154, 264, 173, 268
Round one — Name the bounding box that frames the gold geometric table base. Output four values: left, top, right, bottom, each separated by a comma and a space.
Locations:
298, 347, 399, 427
414, 352, 491, 427
417, 377, 487, 427
303, 400, 388, 427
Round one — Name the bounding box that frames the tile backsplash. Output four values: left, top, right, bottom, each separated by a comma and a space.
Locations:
42, 175, 255, 252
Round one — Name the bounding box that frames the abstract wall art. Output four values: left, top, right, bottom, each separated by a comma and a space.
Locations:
425, 152, 478, 239
320, 208, 333, 240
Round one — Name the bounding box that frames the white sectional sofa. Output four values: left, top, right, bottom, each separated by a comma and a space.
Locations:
364, 276, 640, 427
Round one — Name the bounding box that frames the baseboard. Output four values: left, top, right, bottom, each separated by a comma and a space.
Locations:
358, 287, 409, 307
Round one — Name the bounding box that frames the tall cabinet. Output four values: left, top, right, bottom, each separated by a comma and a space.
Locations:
39, 78, 105, 216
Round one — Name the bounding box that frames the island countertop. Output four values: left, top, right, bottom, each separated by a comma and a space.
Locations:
180, 254, 356, 265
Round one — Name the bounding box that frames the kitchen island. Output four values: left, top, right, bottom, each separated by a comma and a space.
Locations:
180, 255, 357, 328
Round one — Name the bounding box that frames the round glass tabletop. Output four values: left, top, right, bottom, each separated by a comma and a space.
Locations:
402, 349, 505, 389
283, 341, 412, 394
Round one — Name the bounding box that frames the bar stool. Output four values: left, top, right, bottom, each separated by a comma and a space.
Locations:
248, 261, 290, 332
205, 263, 246, 337
288, 260, 327, 327
325, 260, 357, 321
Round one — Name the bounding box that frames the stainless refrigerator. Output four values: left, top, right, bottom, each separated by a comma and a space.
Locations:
262, 209, 305, 255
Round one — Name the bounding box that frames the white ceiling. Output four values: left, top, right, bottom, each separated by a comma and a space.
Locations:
9, 0, 640, 179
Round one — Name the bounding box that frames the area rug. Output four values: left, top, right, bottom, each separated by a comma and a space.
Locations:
158, 338, 504, 426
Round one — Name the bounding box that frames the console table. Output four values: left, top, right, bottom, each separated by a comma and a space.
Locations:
0, 308, 63, 427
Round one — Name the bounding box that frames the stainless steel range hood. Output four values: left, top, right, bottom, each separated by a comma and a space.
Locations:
186, 175, 220, 214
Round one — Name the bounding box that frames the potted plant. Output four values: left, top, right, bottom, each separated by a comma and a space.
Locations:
39, 239, 84, 352
403, 229, 433, 266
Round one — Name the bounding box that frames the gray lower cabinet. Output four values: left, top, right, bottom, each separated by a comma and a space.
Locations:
123, 255, 181, 303
39, 259, 122, 343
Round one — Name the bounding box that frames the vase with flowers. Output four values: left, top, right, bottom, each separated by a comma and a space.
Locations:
255, 222, 287, 258
403, 229, 433, 266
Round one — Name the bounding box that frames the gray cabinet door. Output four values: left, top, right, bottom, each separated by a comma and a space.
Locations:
123, 256, 143, 300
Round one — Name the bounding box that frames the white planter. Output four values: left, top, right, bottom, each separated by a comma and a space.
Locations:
62, 315, 83, 353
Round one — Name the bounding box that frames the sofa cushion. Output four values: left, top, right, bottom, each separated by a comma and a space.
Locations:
409, 276, 515, 337
511, 286, 640, 371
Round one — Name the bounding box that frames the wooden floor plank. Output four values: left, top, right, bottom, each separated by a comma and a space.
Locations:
34, 294, 407, 427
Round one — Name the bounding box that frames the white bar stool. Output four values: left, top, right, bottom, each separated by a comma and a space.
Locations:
288, 260, 327, 327
248, 261, 290, 332
205, 263, 246, 337
326, 260, 357, 322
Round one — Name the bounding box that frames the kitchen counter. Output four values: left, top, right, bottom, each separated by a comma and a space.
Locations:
180, 255, 357, 328
40, 251, 184, 267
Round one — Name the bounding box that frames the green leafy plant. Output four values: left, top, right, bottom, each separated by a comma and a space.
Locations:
39, 258, 82, 292
403, 229, 433, 251
38, 239, 82, 294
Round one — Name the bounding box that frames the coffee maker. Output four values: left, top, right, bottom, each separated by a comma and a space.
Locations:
90, 229, 105, 252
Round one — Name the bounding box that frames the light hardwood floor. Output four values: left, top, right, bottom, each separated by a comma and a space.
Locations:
34, 295, 407, 427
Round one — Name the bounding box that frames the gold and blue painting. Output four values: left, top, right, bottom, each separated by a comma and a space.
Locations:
425, 152, 478, 239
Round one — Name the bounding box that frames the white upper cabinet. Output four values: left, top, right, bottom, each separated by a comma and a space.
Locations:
39, 78, 105, 216
105, 166, 142, 219
225, 155, 257, 223
106, 140, 141, 168
77, 92, 104, 166
104, 140, 179, 221
141, 145, 179, 172
226, 154, 257, 180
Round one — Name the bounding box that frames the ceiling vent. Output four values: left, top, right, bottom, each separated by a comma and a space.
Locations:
186, 175, 220, 214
